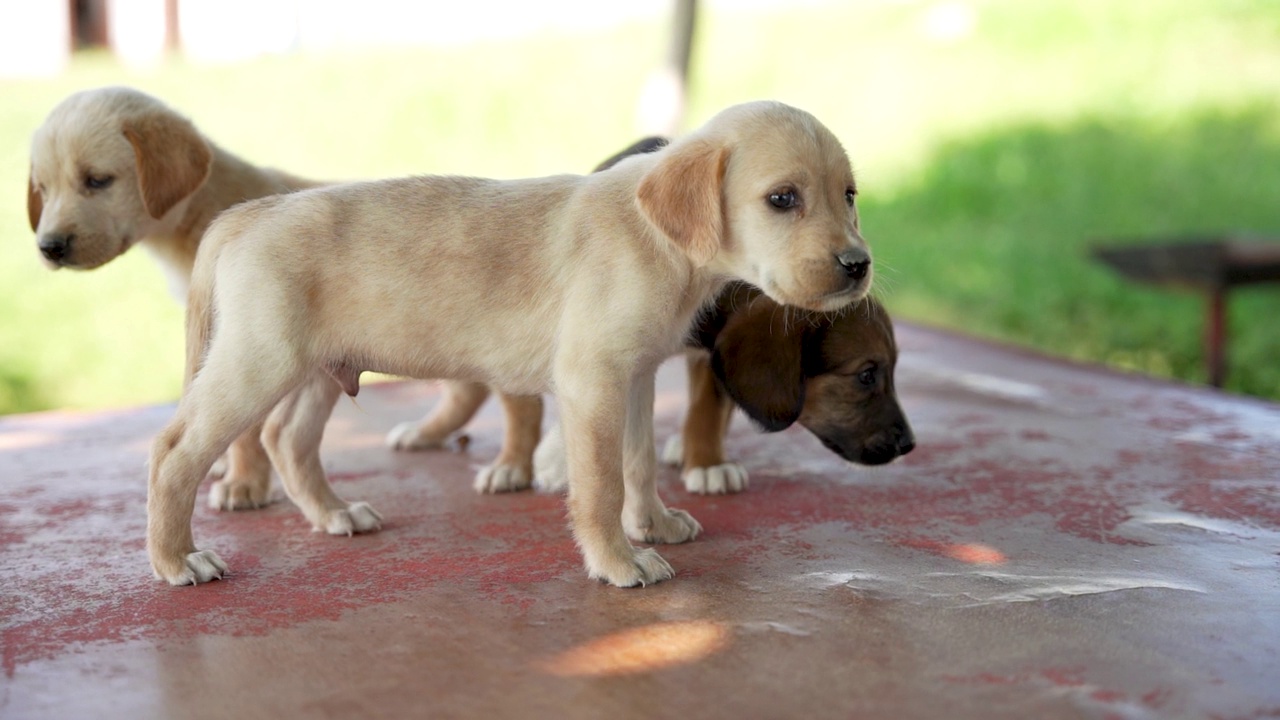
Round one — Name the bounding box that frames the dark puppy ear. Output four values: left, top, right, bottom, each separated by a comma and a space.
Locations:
122, 112, 213, 219
710, 299, 806, 432
27, 166, 42, 232
592, 136, 668, 173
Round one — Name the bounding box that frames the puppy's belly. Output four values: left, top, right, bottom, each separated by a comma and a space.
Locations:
336, 318, 556, 396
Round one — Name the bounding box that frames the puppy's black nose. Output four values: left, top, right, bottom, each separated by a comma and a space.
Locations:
836, 249, 870, 280
894, 422, 915, 455
39, 233, 73, 263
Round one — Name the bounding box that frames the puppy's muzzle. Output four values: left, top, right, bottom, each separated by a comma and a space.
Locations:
830, 420, 915, 466
836, 249, 870, 281
38, 233, 74, 264
892, 421, 916, 456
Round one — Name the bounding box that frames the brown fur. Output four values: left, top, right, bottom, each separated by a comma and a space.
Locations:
684, 285, 914, 490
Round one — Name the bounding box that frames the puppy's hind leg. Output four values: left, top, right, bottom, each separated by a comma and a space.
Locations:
621, 371, 701, 544
263, 371, 382, 536
207, 424, 274, 510
474, 393, 543, 494
148, 348, 304, 585
386, 380, 490, 451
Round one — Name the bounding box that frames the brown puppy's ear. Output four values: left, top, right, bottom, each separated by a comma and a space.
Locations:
635, 138, 727, 267
592, 136, 668, 173
710, 300, 806, 432
122, 113, 213, 219
27, 167, 42, 232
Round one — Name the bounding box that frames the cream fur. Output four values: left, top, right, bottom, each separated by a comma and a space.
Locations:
146, 101, 873, 588
27, 86, 320, 511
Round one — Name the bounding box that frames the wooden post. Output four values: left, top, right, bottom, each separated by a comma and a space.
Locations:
1205, 286, 1227, 388
638, 0, 698, 136
165, 0, 180, 52
668, 0, 697, 88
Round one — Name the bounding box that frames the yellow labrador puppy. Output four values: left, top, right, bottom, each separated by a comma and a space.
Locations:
27, 86, 318, 510
148, 101, 874, 588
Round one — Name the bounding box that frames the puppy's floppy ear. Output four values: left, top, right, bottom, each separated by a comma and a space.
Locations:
27, 166, 42, 232
710, 299, 806, 432
635, 138, 727, 267
122, 112, 213, 219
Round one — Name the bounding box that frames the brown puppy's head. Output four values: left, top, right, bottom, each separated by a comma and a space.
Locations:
635, 101, 872, 313
27, 86, 213, 269
709, 283, 914, 466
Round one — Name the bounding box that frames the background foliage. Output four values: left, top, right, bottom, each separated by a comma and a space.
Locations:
2, 0, 1278, 414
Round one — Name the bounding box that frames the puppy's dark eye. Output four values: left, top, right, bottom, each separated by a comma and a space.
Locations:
856, 366, 876, 388
768, 189, 798, 210
84, 175, 114, 191
845, 188, 856, 206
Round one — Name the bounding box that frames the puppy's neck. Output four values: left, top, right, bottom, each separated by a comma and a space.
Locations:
140, 143, 318, 301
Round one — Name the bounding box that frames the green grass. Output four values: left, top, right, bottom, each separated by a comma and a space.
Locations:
2, 0, 1279, 414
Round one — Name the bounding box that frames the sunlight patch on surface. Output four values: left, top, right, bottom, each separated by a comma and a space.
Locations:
0, 430, 57, 451
539, 620, 730, 677
945, 543, 1008, 565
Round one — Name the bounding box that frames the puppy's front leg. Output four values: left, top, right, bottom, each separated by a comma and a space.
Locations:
558, 375, 674, 587
622, 371, 702, 544
676, 352, 747, 495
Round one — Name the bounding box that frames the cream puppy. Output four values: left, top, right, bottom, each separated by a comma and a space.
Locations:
27, 86, 319, 510
147, 101, 874, 588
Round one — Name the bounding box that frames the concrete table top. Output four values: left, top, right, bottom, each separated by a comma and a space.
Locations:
2, 324, 1277, 719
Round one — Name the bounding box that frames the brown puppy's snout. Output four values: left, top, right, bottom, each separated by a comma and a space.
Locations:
38, 232, 74, 264
836, 248, 870, 281
893, 420, 916, 456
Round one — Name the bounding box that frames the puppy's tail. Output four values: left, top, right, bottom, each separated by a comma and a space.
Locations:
183, 233, 219, 392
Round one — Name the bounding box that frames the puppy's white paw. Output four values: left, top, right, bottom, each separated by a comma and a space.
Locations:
385, 421, 447, 451
156, 550, 228, 586
660, 434, 683, 466
208, 475, 272, 510
684, 463, 749, 495
474, 463, 532, 493
321, 502, 384, 536
532, 425, 569, 494
626, 507, 702, 545
586, 546, 675, 588
209, 455, 228, 478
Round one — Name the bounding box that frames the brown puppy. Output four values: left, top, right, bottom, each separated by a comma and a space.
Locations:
666, 283, 914, 494
27, 86, 319, 510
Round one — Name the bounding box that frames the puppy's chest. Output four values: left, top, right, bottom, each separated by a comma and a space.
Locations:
142, 244, 194, 303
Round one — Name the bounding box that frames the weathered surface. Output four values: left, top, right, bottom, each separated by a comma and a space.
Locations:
2, 325, 1277, 720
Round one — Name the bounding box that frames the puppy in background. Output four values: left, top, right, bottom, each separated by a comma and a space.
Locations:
27, 86, 319, 510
